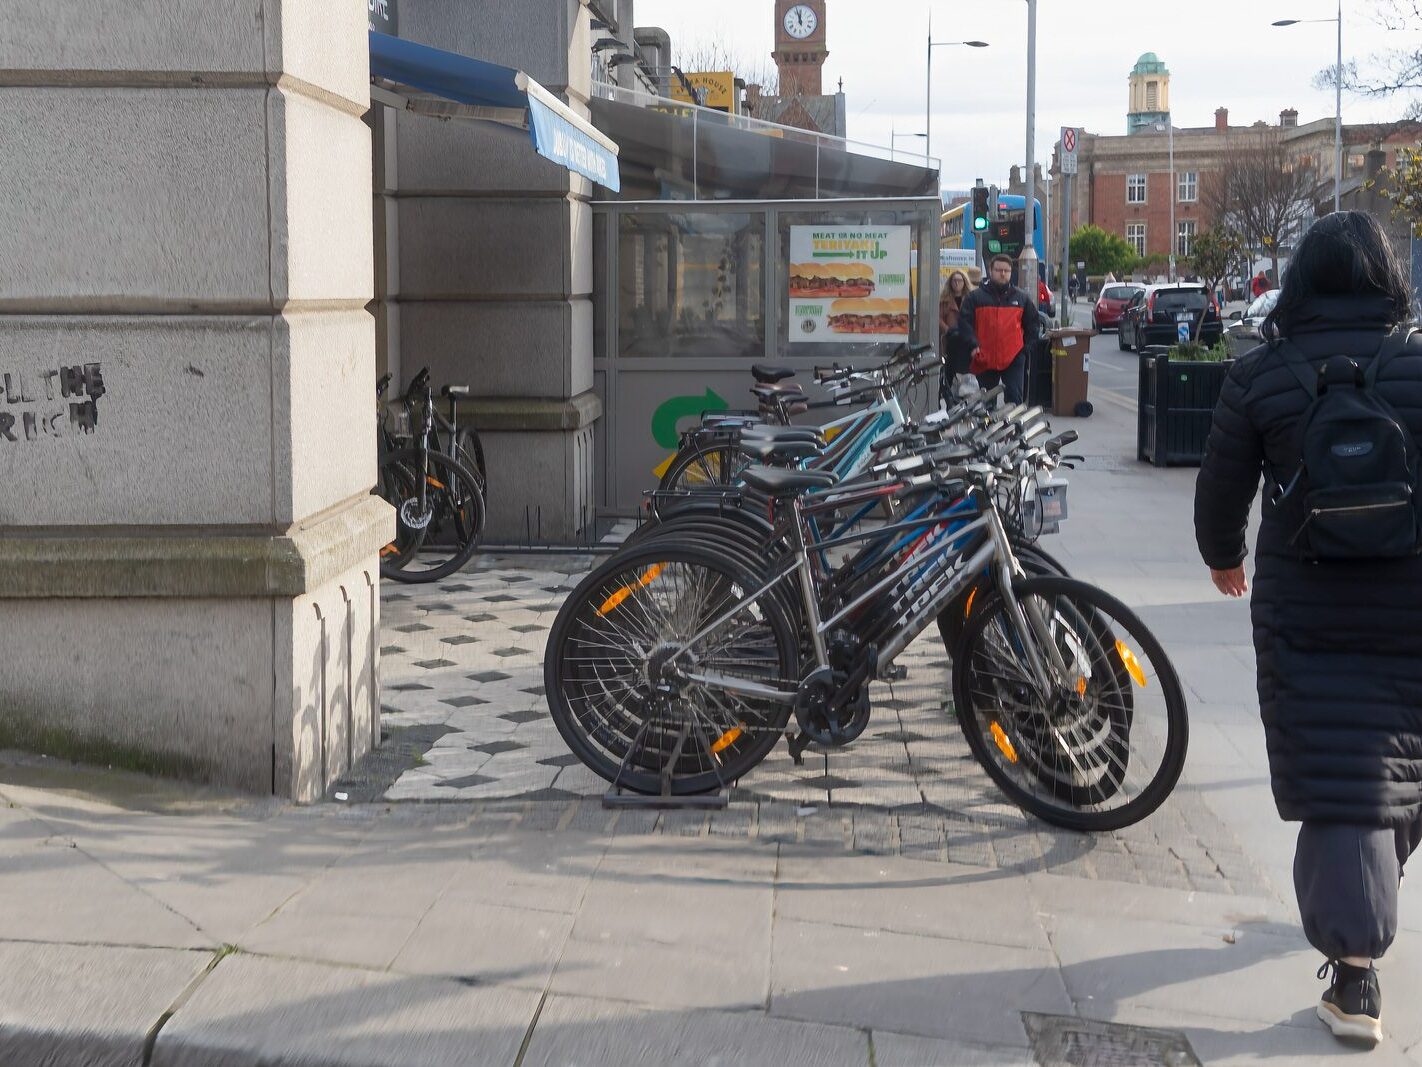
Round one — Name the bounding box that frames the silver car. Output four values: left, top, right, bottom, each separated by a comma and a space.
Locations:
1226, 290, 1280, 344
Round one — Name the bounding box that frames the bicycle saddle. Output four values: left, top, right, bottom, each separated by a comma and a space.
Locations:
441, 384, 473, 398
740, 466, 838, 495
739, 426, 826, 446
751, 363, 795, 384
740, 438, 823, 463
751, 382, 807, 401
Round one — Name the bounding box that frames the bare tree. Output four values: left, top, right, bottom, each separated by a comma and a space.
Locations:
1322, 1, 1422, 120
675, 39, 779, 95
1203, 132, 1320, 281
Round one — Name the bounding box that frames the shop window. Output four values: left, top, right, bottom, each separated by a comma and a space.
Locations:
617, 212, 765, 358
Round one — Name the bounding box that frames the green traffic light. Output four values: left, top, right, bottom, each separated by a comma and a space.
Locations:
973, 217, 988, 231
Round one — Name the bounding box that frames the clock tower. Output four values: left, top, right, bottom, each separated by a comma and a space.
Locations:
774, 0, 828, 97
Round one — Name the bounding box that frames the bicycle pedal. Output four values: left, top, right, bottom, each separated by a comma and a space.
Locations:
882, 665, 908, 682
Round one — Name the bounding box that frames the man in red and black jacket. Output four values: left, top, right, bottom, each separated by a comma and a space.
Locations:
955, 253, 1042, 404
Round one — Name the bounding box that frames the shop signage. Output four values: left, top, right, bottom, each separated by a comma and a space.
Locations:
527, 95, 621, 190
368, 0, 398, 35
671, 72, 737, 113
788, 226, 912, 344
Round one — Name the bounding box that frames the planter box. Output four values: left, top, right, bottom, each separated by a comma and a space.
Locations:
1137, 346, 1235, 467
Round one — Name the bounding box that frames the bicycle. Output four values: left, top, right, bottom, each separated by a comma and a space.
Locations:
376, 369, 486, 584
546, 388, 1187, 831
657, 343, 939, 495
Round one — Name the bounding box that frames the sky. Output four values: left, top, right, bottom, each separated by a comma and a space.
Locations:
632, 0, 1418, 190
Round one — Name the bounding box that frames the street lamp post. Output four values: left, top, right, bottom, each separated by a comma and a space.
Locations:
1019, 0, 1039, 294
1273, 4, 1344, 213
1155, 120, 1175, 282
925, 17, 988, 176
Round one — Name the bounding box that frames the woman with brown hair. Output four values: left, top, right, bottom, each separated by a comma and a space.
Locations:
939, 270, 972, 402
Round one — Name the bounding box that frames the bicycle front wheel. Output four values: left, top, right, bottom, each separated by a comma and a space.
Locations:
377, 448, 485, 584
953, 576, 1188, 831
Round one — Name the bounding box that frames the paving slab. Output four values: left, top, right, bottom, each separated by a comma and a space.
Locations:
870, 1029, 1036, 1067
1047, 910, 1320, 1027
0, 941, 212, 1067
390, 897, 573, 987
769, 917, 1071, 1047
0, 839, 211, 949
521, 994, 870, 1067
775, 853, 1050, 951
549, 932, 771, 1011
151, 954, 540, 1067
1118, 1004, 1417, 1067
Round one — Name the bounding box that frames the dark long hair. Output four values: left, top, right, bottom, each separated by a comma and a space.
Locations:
1266, 210, 1413, 336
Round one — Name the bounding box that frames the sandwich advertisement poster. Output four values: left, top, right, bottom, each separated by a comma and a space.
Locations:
788, 226, 912, 343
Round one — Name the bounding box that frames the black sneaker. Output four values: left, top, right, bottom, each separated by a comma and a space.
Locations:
1316, 959, 1382, 1045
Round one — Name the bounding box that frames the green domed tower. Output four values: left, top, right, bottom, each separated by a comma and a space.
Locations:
1127, 52, 1171, 135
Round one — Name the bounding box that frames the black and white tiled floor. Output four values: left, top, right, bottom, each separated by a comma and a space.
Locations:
378, 542, 1020, 823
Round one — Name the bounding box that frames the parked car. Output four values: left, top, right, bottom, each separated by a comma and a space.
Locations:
1225, 289, 1280, 346
1118, 283, 1223, 352
1092, 283, 1145, 332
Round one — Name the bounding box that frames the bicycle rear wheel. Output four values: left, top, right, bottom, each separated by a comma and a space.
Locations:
377, 448, 485, 584
953, 576, 1188, 831
659, 441, 751, 492
546, 542, 797, 795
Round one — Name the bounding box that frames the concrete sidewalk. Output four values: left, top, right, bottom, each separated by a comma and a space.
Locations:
3, 389, 1421, 1066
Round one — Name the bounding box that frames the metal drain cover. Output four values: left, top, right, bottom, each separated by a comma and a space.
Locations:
1023, 1013, 1202, 1067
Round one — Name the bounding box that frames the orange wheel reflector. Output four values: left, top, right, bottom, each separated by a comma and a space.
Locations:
597, 586, 632, 616
964, 587, 978, 618
1075, 674, 1088, 697
426, 476, 446, 490
990, 721, 1019, 763
1116, 640, 1148, 687
596, 564, 667, 616
381, 543, 399, 557
710, 725, 743, 754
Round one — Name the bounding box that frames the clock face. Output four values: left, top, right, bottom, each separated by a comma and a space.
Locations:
783, 4, 817, 38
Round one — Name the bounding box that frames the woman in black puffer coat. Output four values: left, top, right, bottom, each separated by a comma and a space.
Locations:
1195, 212, 1422, 1047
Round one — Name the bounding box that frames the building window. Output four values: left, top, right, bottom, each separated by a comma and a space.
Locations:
1127, 222, 1146, 257
1178, 171, 1197, 202
1146, 81, 1158, 110
1176, 220, 1197, 257
1127, 174, 1147, 204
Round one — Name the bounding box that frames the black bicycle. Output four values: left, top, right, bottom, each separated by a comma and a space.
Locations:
376, 369, 486, 583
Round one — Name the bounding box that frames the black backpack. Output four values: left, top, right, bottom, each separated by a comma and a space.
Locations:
1275, 328, 1421, 561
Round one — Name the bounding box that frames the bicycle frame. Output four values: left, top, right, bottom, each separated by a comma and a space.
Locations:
671, 482, 1041, 706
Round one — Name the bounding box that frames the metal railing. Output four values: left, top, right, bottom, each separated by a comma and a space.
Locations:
591, 80, 938, 175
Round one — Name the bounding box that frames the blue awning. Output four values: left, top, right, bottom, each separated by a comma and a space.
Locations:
369, 31, 620, 191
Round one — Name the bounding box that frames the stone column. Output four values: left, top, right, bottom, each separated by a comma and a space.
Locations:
0, 1, 391, 801
392, 0, 601, 544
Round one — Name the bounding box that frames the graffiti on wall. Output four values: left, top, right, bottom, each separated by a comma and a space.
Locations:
0, 364, 105, 443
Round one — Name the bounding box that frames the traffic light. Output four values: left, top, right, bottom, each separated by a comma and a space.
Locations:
971, 186, 990, 232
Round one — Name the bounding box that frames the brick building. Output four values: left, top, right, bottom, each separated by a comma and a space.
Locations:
1048, 52, 1417, 268
746, 0, 847, 138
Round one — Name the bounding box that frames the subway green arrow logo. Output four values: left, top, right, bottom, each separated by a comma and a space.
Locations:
652, 388, 727, 449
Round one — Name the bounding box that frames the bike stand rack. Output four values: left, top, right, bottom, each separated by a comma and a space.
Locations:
602, 714, 729, 811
